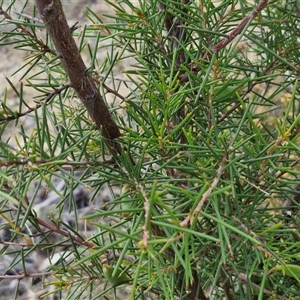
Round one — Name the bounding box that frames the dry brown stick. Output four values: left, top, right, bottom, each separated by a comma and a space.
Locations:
34, 0, 120, 141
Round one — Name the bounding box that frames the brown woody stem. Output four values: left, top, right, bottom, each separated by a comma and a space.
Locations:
34, 0, 121, 141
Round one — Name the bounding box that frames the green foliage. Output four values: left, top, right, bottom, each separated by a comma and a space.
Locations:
1, 0, 300, 299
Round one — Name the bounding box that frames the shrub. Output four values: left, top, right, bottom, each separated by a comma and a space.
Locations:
0, 0, 300, 299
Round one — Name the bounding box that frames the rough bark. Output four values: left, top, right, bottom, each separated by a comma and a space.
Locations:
35, 0, 121, 141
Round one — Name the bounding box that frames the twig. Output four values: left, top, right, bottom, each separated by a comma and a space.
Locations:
0, 158, 94, 168
97, 73, 131, 83
138, 182, 151, 250
0, 7, 56, 55
15, 11, 43, 23
179, 0, 269, 84
276, 157, 300, 179
180, 152, 227, 227
0, 241, 31, 247
0, 157, 116, 171
35, 217, 95, 248
5, 204, 95, 248
0, 271, 53, 280
209, 0, 269, 54
0, 82, 70, 123
92, 78, 126, 102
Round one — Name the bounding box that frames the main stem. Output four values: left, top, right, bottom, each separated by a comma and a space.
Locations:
35, 0, 121, 141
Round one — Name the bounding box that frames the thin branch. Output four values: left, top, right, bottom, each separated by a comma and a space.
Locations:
97, 73, 131, 83
276, 157, 300, 179
209, 0, 269, 54
0, 7, 56, 55
92, 77, 126, 102
180, 0, 269, 84
0, 157, 116, 171
35, 217, 95, 248
160, 0, 191, 65
0, 158, 95, 168
0, 271, 53, 280
0, 241, 31, 247
5, 204, 95, 248
14, 11, 43, 23
0, 82, 70, 123
180, 152, 227, 227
